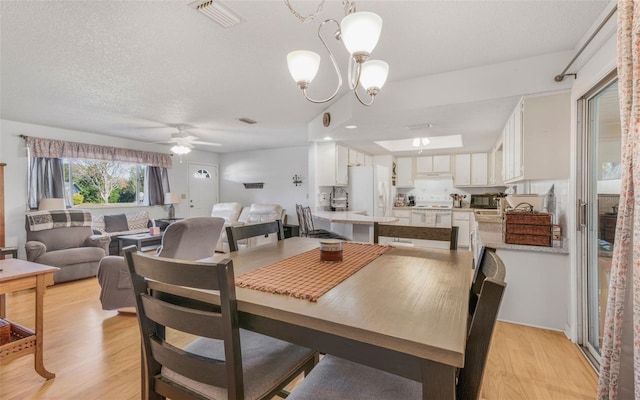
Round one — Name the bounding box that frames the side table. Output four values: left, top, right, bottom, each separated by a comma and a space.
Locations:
118, 233, 163, 254
0, 259, 59, 379
0, 247, 18, 259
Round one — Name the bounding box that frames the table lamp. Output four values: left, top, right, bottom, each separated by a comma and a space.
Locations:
164, 193, 181, 219
38, 198, 65, 210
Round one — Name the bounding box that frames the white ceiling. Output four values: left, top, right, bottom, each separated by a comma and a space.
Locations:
0, 0, 612, 156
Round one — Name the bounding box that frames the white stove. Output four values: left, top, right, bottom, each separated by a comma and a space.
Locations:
411, 196, 453, 227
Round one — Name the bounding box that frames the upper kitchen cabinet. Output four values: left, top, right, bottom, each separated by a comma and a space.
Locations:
395, 157, 414, 187
317, 142, 349, 186
453, 153, 488, 186
489, 138, 504, 186
348, 148, 367, 166
415, 155, 451, 176
503, 92, 570, 183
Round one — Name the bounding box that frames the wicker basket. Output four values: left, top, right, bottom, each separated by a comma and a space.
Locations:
503, 211, 553, 247
0, 319, 9, 345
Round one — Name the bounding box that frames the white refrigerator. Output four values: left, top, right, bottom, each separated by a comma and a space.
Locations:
347, 165, 390, 217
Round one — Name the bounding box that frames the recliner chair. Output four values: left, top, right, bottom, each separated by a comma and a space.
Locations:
25, 209, 110, 284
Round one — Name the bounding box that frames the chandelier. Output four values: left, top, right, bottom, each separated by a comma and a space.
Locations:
285, 0, 389, 106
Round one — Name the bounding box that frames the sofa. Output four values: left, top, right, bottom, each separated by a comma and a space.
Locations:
25, 209, 110, 283
212, 202, 285, 252
92, 211, 165, 255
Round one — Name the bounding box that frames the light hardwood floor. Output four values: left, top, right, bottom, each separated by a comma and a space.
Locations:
0, 277, 598, 399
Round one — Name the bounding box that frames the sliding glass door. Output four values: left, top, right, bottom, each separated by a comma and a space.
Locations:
577, 71, 620, 365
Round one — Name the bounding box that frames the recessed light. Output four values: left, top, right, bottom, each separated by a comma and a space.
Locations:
323, 136, 333, 141
344, 125, 358, 129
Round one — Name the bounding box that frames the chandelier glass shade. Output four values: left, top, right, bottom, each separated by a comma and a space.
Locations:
286, 9, 389, 106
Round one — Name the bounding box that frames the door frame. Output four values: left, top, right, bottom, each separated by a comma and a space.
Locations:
575, 69, 618, 368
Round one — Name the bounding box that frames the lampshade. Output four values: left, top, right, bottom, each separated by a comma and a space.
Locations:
164, 192, 181, 205
340, 12, 382, 56
359, 60, 389, 91
287, 50, 321, 84
171, 145, 191, 155
38, 198, 65, 210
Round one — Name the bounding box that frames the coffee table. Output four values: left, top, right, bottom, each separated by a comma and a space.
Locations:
118, 233, 162, 254
0, 259, 59, 379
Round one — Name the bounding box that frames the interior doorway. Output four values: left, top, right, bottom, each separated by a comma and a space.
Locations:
187, 163, 218, 217
577, 70, 620, 367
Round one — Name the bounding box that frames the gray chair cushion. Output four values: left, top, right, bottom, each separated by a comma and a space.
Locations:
104, 214, 128, 233
288, 355, 421, 400
162, 329, 316, 400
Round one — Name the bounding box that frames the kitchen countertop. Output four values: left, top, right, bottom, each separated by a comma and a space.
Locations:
313, 211, 399, 225
477, 221, 569, 254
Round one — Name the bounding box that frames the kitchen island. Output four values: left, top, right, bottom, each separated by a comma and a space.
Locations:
475, 219, 569, 332
312, 211, 398, 242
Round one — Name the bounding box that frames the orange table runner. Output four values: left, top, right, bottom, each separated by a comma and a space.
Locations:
235, 242, 391, 302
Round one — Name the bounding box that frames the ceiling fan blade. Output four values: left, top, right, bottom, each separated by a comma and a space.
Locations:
191, 140, 222, 147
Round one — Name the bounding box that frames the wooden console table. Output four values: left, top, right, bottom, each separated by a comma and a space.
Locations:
0, 259, 59, 379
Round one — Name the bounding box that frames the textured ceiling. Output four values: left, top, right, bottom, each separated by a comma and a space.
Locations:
0, 0, 612, 155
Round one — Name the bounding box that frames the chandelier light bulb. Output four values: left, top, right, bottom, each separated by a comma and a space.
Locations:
287, 50, 321, 87
340, 12, 383, 57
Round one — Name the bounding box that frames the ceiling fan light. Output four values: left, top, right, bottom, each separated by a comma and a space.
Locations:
287, 50, 321, 86
359, 60, 389, 91
341, 12, 382, 56
171, 145, 191, 155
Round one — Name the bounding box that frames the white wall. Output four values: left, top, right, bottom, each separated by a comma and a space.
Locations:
0, 119, 219, 257
219, 146, 309, 225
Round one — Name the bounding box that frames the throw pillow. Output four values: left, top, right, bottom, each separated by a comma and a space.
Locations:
104, 214, 128, 233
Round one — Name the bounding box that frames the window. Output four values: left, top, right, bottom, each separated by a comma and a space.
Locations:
193, 169, 211, 179
63, 159, 146, 207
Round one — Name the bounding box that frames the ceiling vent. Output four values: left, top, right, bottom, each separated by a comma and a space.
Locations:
189, 0, 245, 28
237, 117, 257, 125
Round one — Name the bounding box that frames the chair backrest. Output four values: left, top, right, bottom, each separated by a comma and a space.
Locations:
457, 247, 506, 400
157, 217, 225, 261
295, 204, 309, 236
123, 247, 245, 399
302, 207, 316, 233
373, 223, 459, 250
225, 220, 285, 252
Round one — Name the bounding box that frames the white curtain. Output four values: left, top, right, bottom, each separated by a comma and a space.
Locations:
598, 1, 640, 398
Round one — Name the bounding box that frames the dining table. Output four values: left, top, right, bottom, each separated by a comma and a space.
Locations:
149, 237, 472, 399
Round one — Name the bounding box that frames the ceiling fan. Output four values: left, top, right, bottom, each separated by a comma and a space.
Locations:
156, 127, 221, 155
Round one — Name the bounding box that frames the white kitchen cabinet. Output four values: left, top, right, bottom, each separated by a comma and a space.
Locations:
395, 157, 414, 187
502, 92, 570, 183
348, 148, 367, 166
392, 209, 411, 226
416, 155, 451, 175
454, 154, 471, 186
471, 153, 488, 186
452, 211, 471, 249
454, 153, 488, 187
489, 147, 504, 186
364, 154, 372, 166
317, 142, 348, 186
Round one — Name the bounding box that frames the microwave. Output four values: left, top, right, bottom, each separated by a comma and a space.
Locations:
470, 194, 499, 209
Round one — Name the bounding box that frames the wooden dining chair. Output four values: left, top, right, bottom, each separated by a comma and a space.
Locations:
287, 248, 506, 400
373, 223, 459, 250
123, 246, 318, 400
226, 220, 285, 252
